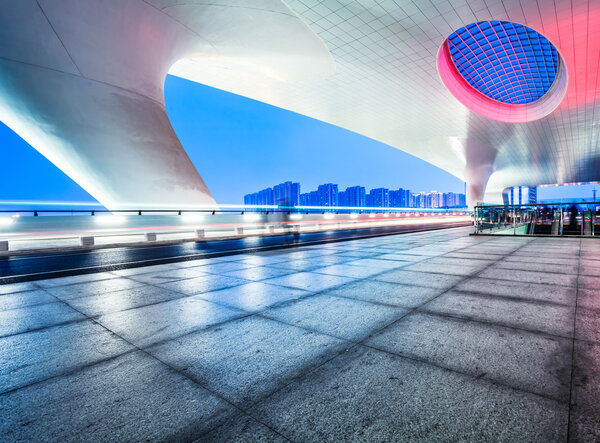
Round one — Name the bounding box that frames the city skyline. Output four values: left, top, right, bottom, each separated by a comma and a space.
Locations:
245, 181, 467, 209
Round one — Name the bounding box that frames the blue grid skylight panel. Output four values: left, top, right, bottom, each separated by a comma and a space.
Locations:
447, 20, 559, 105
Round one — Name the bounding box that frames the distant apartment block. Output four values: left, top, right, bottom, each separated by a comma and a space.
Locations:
244, 181, 299, 207
367, 188, 390, 207
247, 182, 466, 208
318, 183, 339, 207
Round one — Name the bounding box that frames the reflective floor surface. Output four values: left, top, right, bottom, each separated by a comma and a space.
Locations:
1, 226, 598, 441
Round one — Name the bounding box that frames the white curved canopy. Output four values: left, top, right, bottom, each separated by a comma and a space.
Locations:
0, 0, 598, 208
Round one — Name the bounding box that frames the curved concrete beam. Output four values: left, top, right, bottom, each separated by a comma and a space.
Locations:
0, 0, 333, 209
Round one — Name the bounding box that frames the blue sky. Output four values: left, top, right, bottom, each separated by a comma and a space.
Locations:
2, 74, 468, 206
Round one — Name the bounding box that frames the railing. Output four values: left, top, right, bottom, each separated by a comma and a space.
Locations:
0, 206, 471, 253
474, 202, 600, 236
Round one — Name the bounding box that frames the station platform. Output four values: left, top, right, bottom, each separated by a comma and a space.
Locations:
0, 226, 598, 441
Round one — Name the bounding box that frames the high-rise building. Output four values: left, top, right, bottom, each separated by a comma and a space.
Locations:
389, 188, 411, 207
427, 191, 444, 208
273, 181, 300, 206
299, 192, 310, 206
441, 192, 467, 207
344, 186, 366, 207
317, 183, 339, 207
415, 192, 427, 208
445, 192, 457, 207
257, 187, 274, 206
244, 192, 258, 206
338, 190, 347, 207
368, 188, 389, 207
309, 190, 320, 206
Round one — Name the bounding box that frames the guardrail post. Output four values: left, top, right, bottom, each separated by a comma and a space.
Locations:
145, 233, 157, 242
266, 226, 275, 234
0, 241, 7, 252
236, 227, 244, 235
196, 229, 205, 239
80, 236, 94, 247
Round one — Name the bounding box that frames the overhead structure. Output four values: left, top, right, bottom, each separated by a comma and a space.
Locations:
0, 0, 598, 207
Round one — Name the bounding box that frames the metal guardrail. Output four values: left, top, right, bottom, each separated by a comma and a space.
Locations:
0, 206, 471, 253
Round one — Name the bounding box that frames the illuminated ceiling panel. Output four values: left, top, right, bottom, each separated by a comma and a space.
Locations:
447, 21, 559, 105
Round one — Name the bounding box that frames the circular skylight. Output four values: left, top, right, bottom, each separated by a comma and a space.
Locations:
446, 20, 559, 105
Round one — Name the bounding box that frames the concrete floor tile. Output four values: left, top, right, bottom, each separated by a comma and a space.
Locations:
344, 258, 410, 271
0, 282, 41, 295
148, 316, 348, 406
197, 282, 310, 312
96, 297, 245, 347
0, 302, 84, 337
444, 251, 505, 260
128, 267, 207, 284
366, 312, 572, 401
201, 261, 257, 274
495, 260, 579, 275
267, 260, 322, 272
0, 351, 236, 442
478, 268, 578, 287
110, 263, 182, 276
579, 262, 600, 276
306, 255, 360, 266
232, 254, 292, 266
326, 280, 444, 308
455, 278, 576, 306
375, 269, 464, 289
35, 272, 119, 288
337, 250, 383, 258
221, 266, 295, 282
0, 320, 133, 393
312, 263, 391, 279
423, 291, 575, 338
262, 293, 407, 341
426, 256, 496, 267
44, 277, 146, 300
262, 271, 355, 292
569, 341, 600, 442
376, 253, 428, 262
0, 289, 56, 311
66, 285, 185, 316
158, 275, 249, 296
174, 256, 237, 268
198, 412, 288, 442
579, 275, 600, 290
577, 288, 600, 310
575, 307, 600, 343
250, 346, 567, 442
401, 246, 455, 256
403, 261, 485, 276
502, 255, 579, 266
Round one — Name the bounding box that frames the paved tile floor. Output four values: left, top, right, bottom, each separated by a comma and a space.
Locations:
1, 226, 599, 441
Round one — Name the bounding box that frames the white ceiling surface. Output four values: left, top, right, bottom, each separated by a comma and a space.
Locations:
0, 0, 331, 209
169, 0, 600, 203
0, 1, 597, 207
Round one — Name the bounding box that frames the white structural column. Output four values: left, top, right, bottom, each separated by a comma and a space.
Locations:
0, 0, 333, 209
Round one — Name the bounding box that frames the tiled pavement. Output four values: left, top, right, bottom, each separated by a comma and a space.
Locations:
0, 226, 599, 441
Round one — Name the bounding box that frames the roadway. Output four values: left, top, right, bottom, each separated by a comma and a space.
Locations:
0, 222, 470, 283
